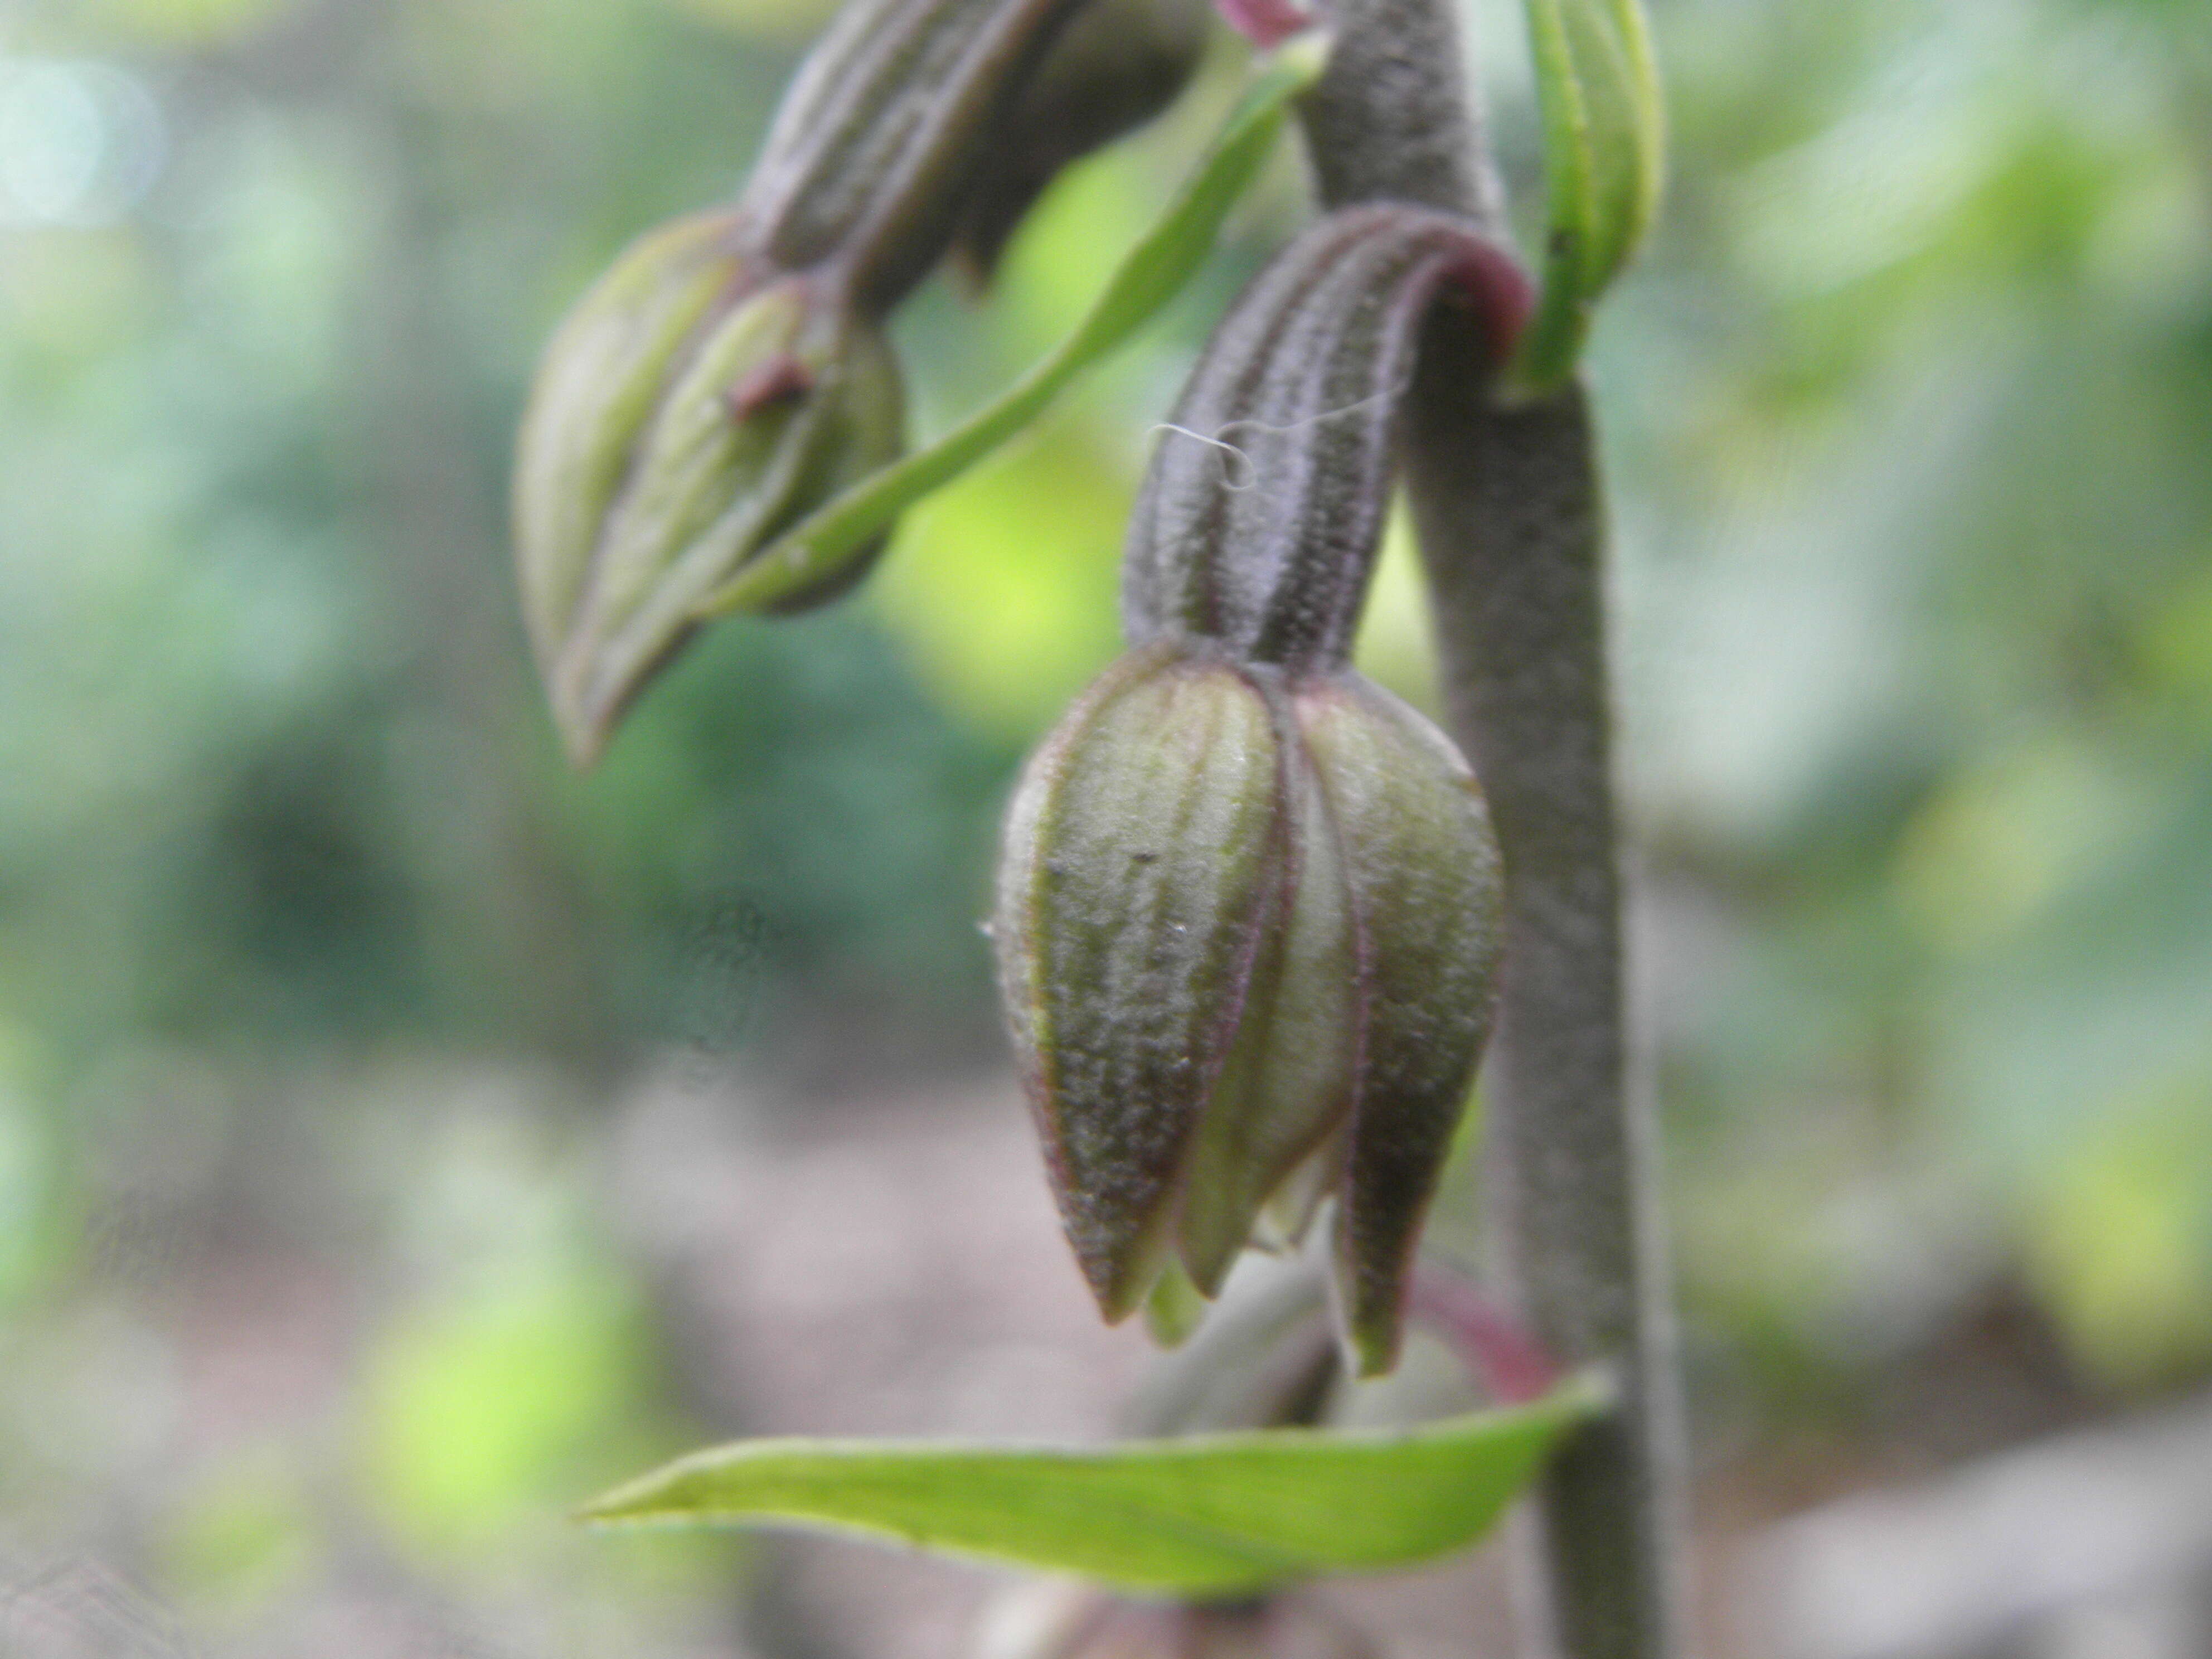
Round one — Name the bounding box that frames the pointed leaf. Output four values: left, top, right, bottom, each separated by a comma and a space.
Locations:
580, 1375, 1608, 1595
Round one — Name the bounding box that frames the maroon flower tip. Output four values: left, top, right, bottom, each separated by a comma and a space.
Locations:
1211, 0, 1313, 50
1444, 238, 1541, 370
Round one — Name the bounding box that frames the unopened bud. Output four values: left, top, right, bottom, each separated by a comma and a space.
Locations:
517, 0, 1217, 760
513, 214, 903, 762
997, 205, 1529, 1374
994, 643, 1504, 1375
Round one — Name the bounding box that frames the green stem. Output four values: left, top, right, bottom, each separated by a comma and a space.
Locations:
1294, 2, 1689, 1655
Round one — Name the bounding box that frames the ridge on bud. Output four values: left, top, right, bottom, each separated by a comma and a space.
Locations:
513, 215, 904, 763
517, 0, 1221, 762
993, 642, 1504, 1376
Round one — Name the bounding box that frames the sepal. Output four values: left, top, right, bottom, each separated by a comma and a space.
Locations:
514, 230, 904, 763
995, 647, 1503, 1372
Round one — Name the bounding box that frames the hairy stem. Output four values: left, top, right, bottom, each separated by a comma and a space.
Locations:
1296, 0, 1505, 236
1405, 363, 1685, 1659
1296, 4, 1689, 1655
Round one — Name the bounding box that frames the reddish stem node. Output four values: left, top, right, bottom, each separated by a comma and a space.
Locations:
1408, 1263, 1561, 1405
1211, 0, 1314, 50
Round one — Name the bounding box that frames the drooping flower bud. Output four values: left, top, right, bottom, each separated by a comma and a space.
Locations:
949, 0, 1212, 282
995, 206, 1530, 1374
517, 0, 1216, 761
995, 643, 1505, 1374
513, 214, 904, 763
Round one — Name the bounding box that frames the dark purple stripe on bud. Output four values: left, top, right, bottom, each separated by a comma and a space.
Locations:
951, 0, 1211, 283
1123, 204, 1530, 675
741, 0, 1097, 309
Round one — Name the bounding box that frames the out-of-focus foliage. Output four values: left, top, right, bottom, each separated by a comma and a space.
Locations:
1593, 0, 2212, 1398
1, 0, 2209, 1647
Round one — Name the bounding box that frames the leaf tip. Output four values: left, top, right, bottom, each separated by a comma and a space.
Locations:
1274, 27, 1333, 84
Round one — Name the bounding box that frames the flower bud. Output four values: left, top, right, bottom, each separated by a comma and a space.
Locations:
516, 0, 1219, 760
513, 213, 904, 763
996, 205, 1529, 1374
950, 0, 1212, 282
993, 643, 1504, 1376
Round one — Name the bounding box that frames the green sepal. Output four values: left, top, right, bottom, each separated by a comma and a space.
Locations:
995, 645, 1287, 1320
1296, 675, 1505, 1376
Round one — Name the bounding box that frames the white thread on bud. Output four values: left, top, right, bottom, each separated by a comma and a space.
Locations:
1146, 376, 1412, 491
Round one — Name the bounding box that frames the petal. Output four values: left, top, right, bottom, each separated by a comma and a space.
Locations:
513, 212, 748, 673
996, 646, 1288, 1319
1297, 673, 1505, 1375
1176, 675, 1362, 1294
1253, 1136, 1340, 1254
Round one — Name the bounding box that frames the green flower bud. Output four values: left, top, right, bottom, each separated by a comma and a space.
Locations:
514, 0, 1221, 761
996, 206, 1529, 1375
513, 212, 904, 763
993, 641, 1504, 1376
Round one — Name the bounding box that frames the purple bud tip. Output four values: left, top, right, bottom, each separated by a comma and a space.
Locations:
726, 352, 816, 418
1211, 0, 1313, 49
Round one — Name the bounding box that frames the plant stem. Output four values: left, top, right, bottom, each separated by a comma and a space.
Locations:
1296, 4, 1689, 1655
1405, 373, 1685, 1659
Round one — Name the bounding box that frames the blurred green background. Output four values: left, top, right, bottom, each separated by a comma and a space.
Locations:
1, 0, 2209, 1652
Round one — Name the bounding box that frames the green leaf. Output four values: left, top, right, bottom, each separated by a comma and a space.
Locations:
1513, 0, 1665, 390
578, 1373, 1607, 1595
693, 31, 1333, 618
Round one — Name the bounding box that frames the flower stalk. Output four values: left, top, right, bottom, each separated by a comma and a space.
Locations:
518, 0, 1689, 1644
515, 0, 1210, 763
1292, 0, 1690, 1653
996, 206, 1531, 1376
735, 0, 1098, 306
